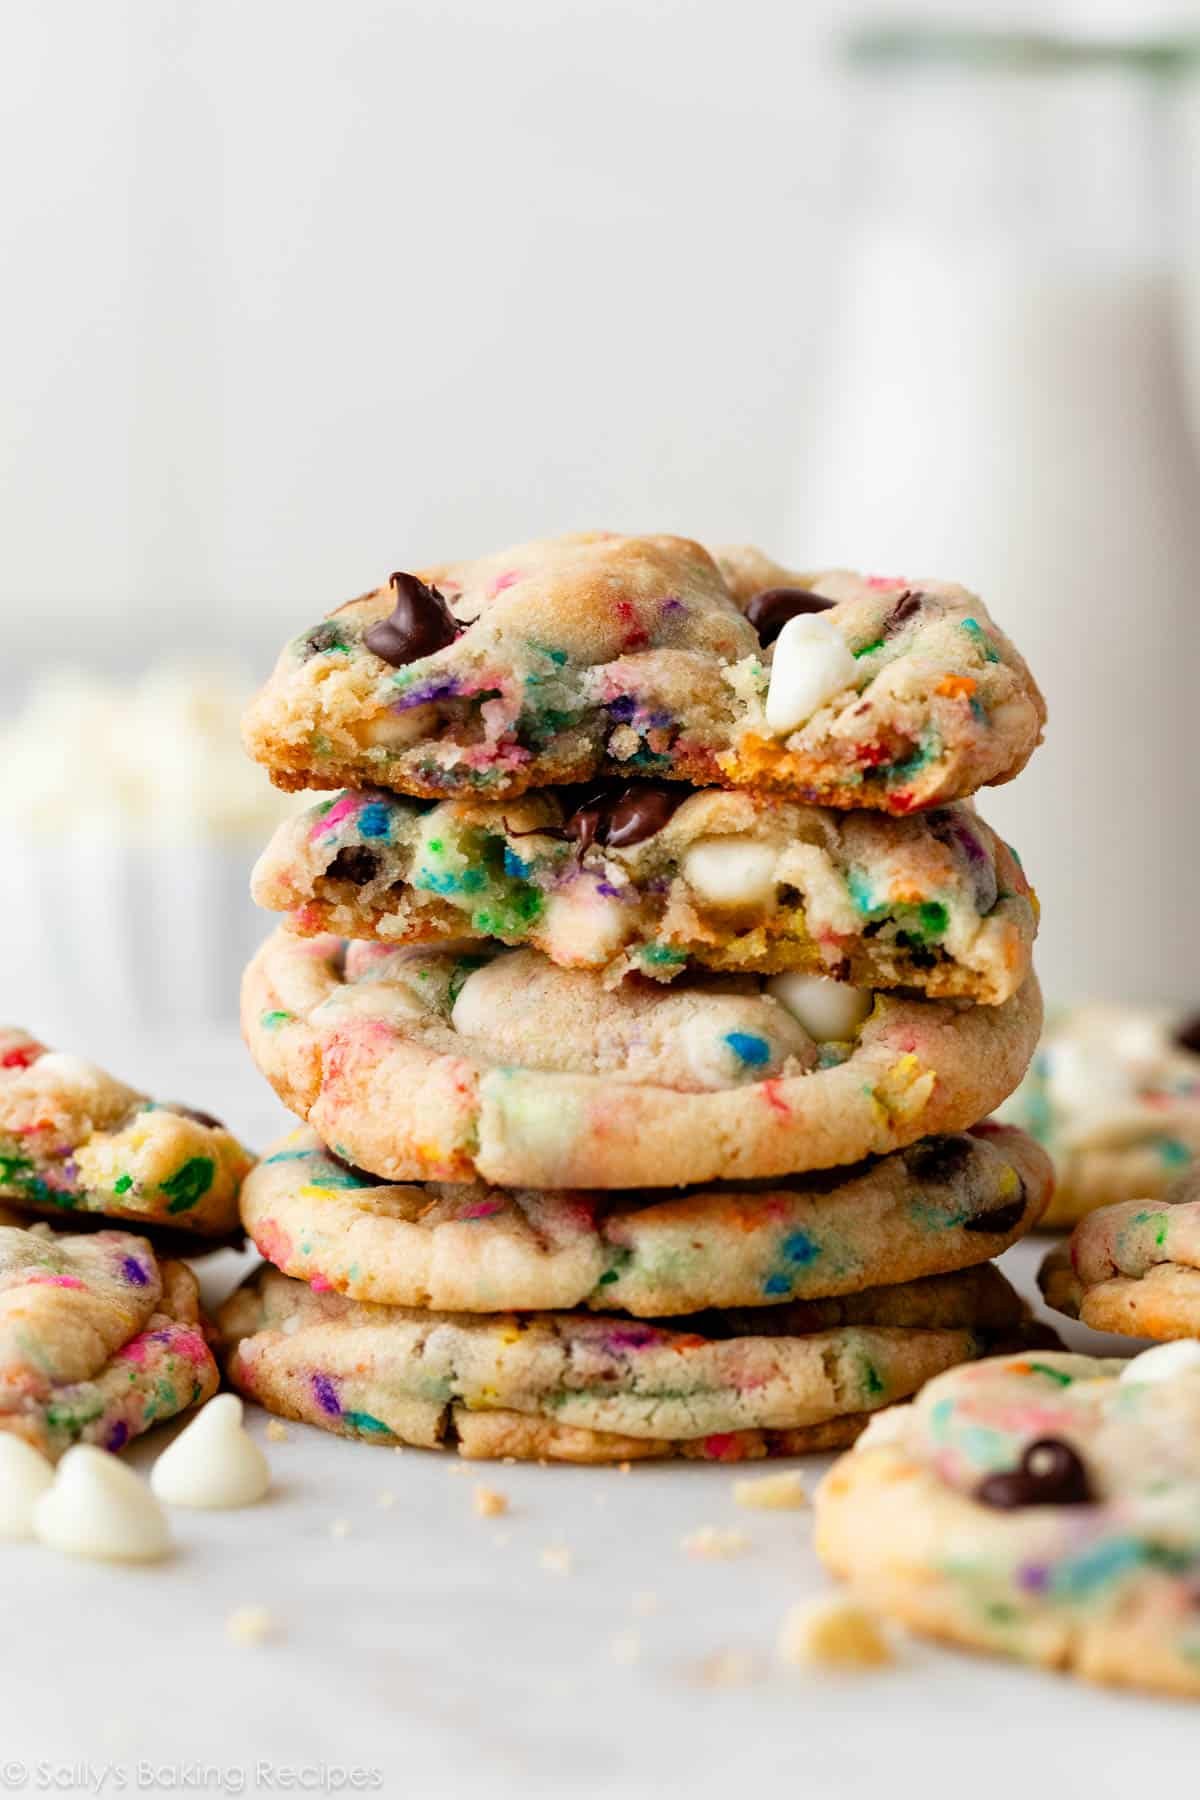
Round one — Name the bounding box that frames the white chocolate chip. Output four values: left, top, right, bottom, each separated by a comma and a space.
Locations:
680, 1525, 750, 1560
30, 1052, 107, 1091
541, 891, 631, 966
361, 702, 440, 748
1118, 1340, 1200, 1384
732, 1471, 807, 1511
764, 614, 857, 735
34, 1446, 171, 1562
0, 1436, 54, 1539
226, 1605, 276, 1646
778, 1596, 892, 1668
150, 1394, 270, 1510
683, 838, 779, 910
450, 965, 496, 1037
768, 971, 872, 1042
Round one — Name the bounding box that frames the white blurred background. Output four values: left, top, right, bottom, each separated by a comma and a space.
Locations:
3, 0, 1200, 1029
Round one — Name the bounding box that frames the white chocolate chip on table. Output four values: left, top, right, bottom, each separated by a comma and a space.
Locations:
34, 1446, 171, 1563
151, 1394, 271, 1510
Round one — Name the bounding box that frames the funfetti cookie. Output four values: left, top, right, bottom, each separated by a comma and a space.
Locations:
999, 1005, 1200, 1227
815, 1349, 1200, 1698
243, 1122, 1050, 1315
0, 1031, 254, 1238
218, 1260, 1045, 1464
241, 532, 1044, 813
253, 785, 1036, 1003
0, 1222, 218, 1459
1039, 1169, 1200, 1340
242, 930, 1043, 1190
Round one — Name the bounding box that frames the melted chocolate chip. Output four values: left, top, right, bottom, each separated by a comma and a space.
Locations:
962, 1193, 1027, 1236
883, 590, 923, 635
976, 1437, 1093, 1510
326, 846, 381, 886
563, 782, 685, 852
1176, 1014, 1200, 1057
364, 572, 459, 667
905, 1135, 973, 1185
744, 586, 835, 646
172, 1105, 224, 1130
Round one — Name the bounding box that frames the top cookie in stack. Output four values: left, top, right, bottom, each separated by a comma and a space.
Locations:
229, 532, 1049, 1462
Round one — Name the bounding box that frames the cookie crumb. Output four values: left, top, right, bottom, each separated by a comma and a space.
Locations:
694, 1647, 761, 1688
778, 1596, 892, 1669
618, 1462, 632, 1476
681, 1526, 750, 1560
226, 1606, 275, 1646
392, 1446, 405, 1457
631, 1589, 658, 1617
265, 1421, 289, 1444
611, 1629, 641, 1666
540, 1545, 572, 1575
473, 1484, 508, 1518
330, 1518, 351, 1540
493, 1532, 510, 1548
733, 1471, 807, 1511
376, 1490, 396, 1510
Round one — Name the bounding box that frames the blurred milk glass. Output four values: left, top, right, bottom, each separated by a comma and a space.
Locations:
790, 25, 1200, 1007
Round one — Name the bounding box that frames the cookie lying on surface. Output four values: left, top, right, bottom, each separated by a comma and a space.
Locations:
999, 1005, 1200, 1227
0, 1030, 254, 1237
243, 930, 1042, 1189
254, 784, 1035, 1003
815, 1349, 1200, 1698
0, 1222, 218, 1459
242, 532, 1044, 813
1039, 1169, 1200, 1339
244, 1123, 1051, 1315
218, 1261, 1045, 1464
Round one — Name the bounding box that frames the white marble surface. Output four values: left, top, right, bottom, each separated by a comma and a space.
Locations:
1, 1032, 1195, 1799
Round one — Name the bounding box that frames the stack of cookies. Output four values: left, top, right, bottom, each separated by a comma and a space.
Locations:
224, 531, 1052, 1462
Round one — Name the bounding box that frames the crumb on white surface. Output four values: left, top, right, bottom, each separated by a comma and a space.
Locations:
631, 1590, 658, 1617
732, 1471, 807, 1511
618, 1462, 632, 1476
680, 1526, 750, 1560
226, 1606, 276, 1647
778, 1596, 893, 1669
376, 1491, 396, 1510
473, 1485, 509, 1518
330, 1518, 351, 1540
693, 1648, 761, 1688
610, 1630, 641, 1666
540, 1545, 572, 1575
264, 1421, 289, 1444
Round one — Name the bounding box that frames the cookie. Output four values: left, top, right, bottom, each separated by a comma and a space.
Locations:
244, 1122, 1050, 1315
999, 1005, 1200, 1226
218, 1260, 1042, 1463
241, 532, 1044, 813
815, 1349, 1200, 1697
0, 1031, 254, 1237
0, 1221, 218, 1458
242, 929, 1042, 1188
1039, 1171, 1200, 1338
253, 785, 1035, 1003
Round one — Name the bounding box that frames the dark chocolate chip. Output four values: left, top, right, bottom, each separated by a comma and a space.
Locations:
1175, 1014, 1200, 1057
364, 572, 459, 667
904, 1134, 973, 1185
883, 590, 923, 635
172, 1105, 225, 1131
563, 782, 685, 853
961, 1193, 1027, 1236
744, 586, 835, 646
326, 846, 381, 886
976, 1437, 1093, 1510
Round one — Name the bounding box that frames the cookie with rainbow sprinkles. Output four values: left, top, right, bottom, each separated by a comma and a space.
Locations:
242, 531, 1044, 814
218, 1259, 1048, 1464
242, 1123, 1050, 1316
253, 783, 1035, 1003
0, 1030, 254, 1238
0, 1220, 218, 1459
242, 929, 1042, 1189
1039, 1167, 1200, 1339
815, 1347, 1200, 1698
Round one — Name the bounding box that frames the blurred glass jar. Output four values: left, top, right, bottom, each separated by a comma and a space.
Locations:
789, 24, 1200, 1006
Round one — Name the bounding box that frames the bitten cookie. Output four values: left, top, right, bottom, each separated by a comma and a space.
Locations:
0, 1222, 218, 1458
218, 1261, 1043, 1463
999, 1005, 1200, 1227
815, 1349, 1200, 1698
0, 1030, 254, 1237
1039, 1169, 1200, 1339
242, 532, 1044, 813
243, 1123, 1051, 1315
242, 930, 1043, 1188
254, 785, 1036, 1003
